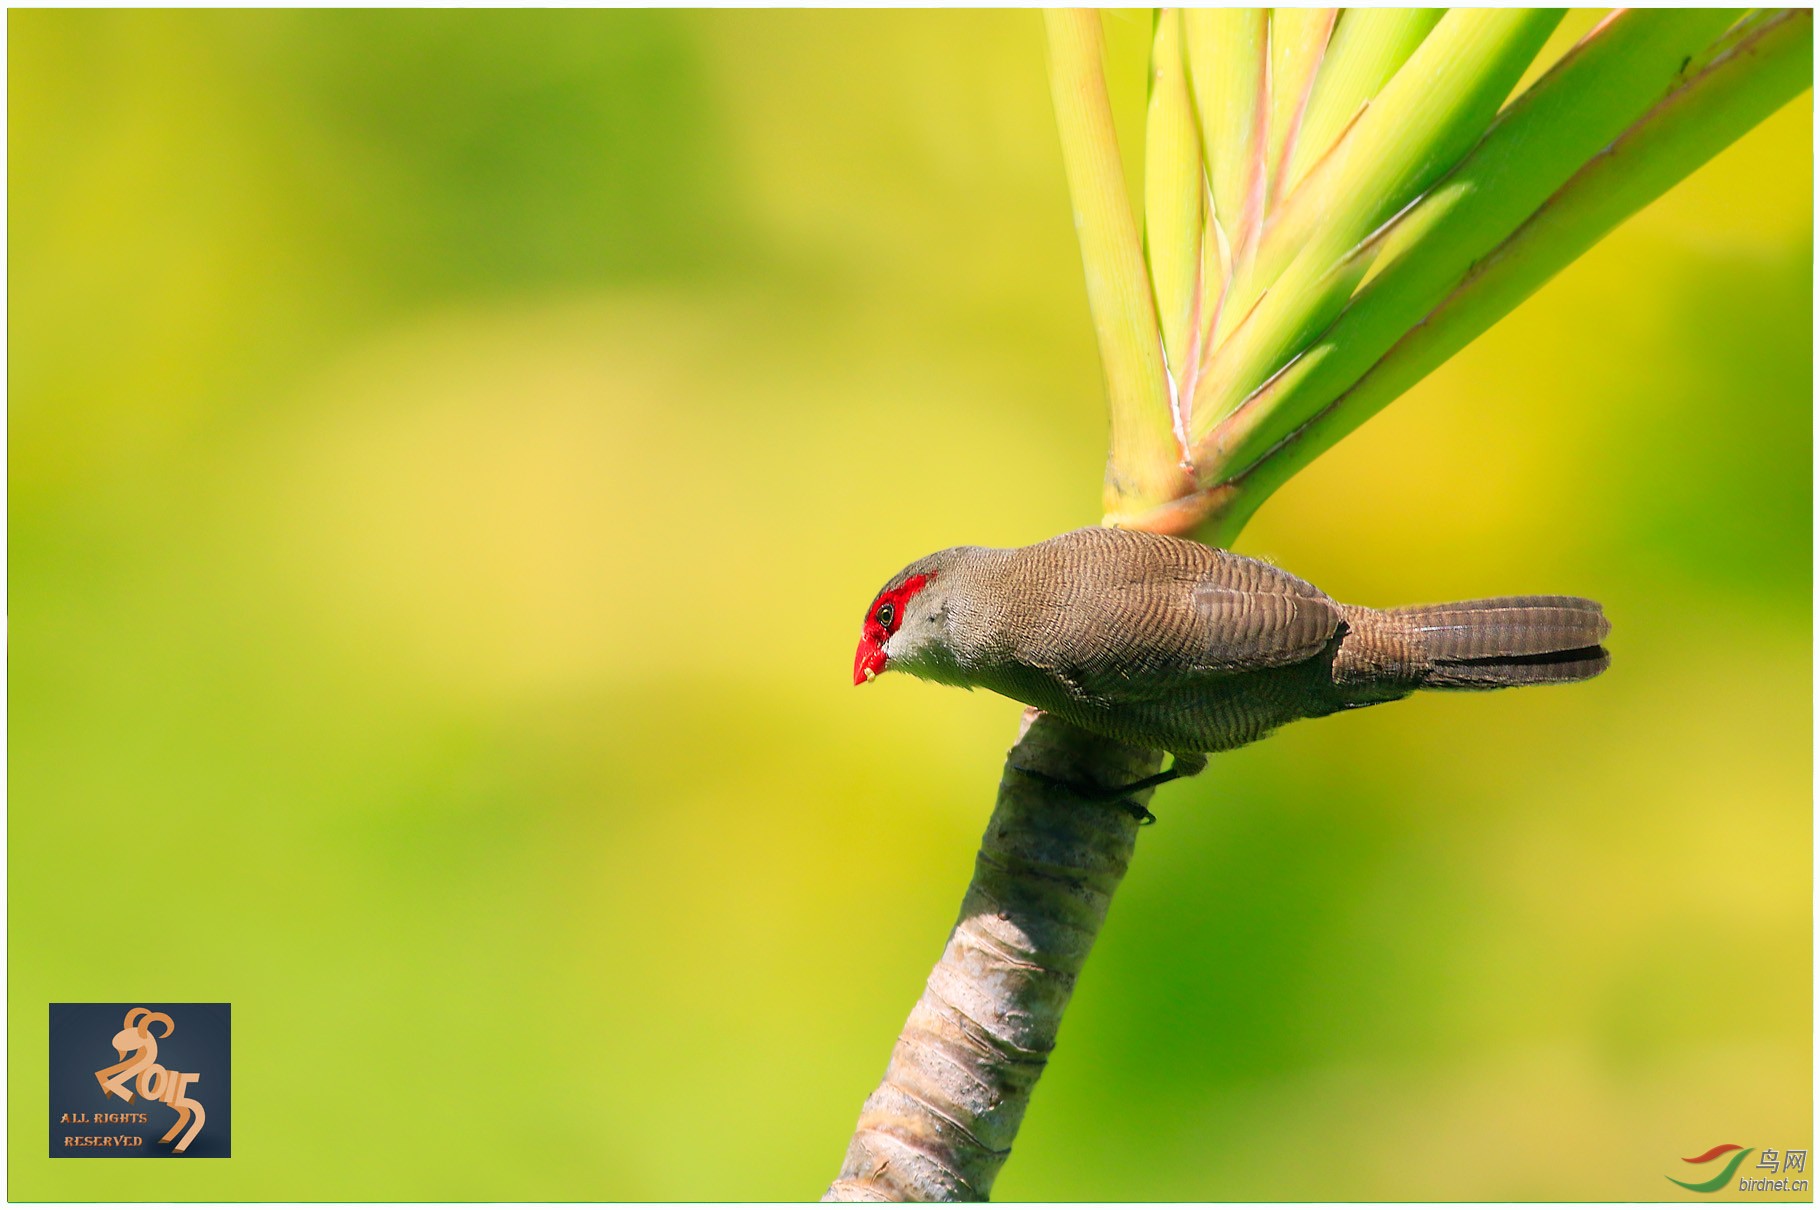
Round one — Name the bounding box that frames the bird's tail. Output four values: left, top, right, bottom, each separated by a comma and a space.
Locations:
1388, 595, 1611, 688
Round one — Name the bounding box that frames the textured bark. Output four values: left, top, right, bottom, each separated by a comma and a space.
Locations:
824, 710, 1163, 1202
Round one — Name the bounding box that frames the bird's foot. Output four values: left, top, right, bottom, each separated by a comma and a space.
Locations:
1008, 765, 1159, 825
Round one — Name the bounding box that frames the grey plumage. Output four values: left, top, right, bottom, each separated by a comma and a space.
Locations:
860, 527, 1609, 759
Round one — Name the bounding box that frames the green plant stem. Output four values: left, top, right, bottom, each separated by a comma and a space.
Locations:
1198, 7, 1813, 547
1192, 10, 1563, 438
1144, 8, 1204, 386
1201, 7, 1741, 482
1183, 8, 1268, 260
1045, 9, 1185, 516
1282, 10, 1444, 197
1264, 9, 1336, 207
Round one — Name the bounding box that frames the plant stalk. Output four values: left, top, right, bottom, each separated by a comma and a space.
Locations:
1045, 9, 1186, 517
1194, 5, 1814, 547
824, 712, 1163, 1202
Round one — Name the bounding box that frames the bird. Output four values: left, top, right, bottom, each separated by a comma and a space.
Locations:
852, 527, 1609, 818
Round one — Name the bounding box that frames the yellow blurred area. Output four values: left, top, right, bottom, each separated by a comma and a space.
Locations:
9, 9, 1810, 1200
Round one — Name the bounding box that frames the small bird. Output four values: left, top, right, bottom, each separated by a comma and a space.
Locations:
853, 527, 1609, 814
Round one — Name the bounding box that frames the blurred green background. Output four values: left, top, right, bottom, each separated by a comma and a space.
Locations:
9, 9, 1810, 1200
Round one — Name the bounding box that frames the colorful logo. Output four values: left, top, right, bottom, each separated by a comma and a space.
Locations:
93, 1008, 206, 1152
49, 1003, 231, 1158
1669, 1144, 1755, 1193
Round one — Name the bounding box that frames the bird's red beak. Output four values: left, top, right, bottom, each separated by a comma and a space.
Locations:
853, 640, 887, 685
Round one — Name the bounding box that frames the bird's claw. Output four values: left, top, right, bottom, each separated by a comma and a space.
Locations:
1009, 763, 1159, 825
1117, 797, 1157, 825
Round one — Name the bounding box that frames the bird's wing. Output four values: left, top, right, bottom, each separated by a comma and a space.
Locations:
1185, 581, 1342, 672
1060, 547, 1344, 701
1004, 530, 1345, 700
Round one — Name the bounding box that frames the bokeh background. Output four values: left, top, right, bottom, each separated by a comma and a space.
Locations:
9, 9, 1810, 1200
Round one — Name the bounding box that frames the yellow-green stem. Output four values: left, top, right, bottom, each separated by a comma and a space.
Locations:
1045, 9, 1186, 518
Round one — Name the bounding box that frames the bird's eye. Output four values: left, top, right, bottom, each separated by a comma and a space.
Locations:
875, 601, 895, 629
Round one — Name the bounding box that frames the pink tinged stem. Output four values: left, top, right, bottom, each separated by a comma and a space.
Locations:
1267, 9, 1338, 211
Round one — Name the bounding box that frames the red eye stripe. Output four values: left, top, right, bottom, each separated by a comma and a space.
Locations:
855, 572, 933, 684
865, 573, 930, 640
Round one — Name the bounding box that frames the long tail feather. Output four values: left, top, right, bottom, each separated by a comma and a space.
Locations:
1390, 595, 1610, 689
1421, 646, 1611, 688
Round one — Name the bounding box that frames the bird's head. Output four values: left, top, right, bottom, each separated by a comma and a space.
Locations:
853, 550, 971, 686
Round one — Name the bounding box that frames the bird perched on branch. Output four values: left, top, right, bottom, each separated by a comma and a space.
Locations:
852, 527, 1609, 819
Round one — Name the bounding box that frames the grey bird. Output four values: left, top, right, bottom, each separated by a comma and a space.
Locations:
852, 527, 1609, 815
